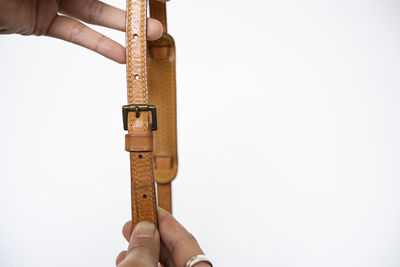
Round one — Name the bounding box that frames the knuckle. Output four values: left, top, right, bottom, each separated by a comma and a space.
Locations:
131, 241, 159, 260
168, 231, 198, 255
95, 34, 108, 52
68, 23, 85, 43
88, 0, 105, 23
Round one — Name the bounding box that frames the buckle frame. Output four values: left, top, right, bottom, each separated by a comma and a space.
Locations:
122, 104, 158, 131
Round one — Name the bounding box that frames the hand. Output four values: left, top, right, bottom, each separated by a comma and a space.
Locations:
117, 208, 211, 267
0, 0, 168, 63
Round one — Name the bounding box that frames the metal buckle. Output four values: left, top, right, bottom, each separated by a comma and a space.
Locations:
122, 104, 158, 131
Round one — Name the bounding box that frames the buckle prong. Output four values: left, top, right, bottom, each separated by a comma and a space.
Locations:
122, 104, 158, 131
135, 106, 140, 118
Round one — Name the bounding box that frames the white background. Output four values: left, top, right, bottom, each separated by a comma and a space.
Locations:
1, 0, 400, 266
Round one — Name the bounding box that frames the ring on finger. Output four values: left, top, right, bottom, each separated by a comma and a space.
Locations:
185, 254, 213, 267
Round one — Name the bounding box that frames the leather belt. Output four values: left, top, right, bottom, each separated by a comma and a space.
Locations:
124, 0, 178, 228
148, 0, 178, 214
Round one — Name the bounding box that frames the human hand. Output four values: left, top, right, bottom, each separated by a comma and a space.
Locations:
0, 0, 168, 63
116, 208, 211, 267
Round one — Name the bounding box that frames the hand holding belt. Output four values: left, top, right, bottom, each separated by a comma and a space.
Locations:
124, 0, 178, 228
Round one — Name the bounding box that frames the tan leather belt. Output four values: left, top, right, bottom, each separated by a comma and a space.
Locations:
124, 0, 178, 228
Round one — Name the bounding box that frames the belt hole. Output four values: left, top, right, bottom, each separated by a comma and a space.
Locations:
138, 154, 143, 159
133, 34, 138, 39
134, 75, 140, 80
142, 194, 147, 199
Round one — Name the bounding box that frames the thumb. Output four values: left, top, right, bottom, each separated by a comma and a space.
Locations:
118, 221, 160, 267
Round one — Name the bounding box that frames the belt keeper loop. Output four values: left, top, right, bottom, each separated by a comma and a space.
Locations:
125, 134, 154, 152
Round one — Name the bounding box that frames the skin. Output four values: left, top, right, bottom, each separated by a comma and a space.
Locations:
0, 0, 169, 63
1, 1, 210, 266
117, 208, 211, 267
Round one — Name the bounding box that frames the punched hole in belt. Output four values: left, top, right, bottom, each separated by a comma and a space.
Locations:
142, 194, 147, 199
133, 34, 138, 39
138, 154, 143, 159
134, 74, 140, 80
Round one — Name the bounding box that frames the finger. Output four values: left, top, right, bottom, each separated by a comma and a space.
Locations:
158, 208, 209, 267
147, 18, 163, 41
59, 0, 163, 40
115, 251, 127, 266
46, 15, 125, 63
160, 241, 176, 267
59, 0, 125, 31
122, 221, 133, 242
122, 220, 175, 266
118, 221, 160, 267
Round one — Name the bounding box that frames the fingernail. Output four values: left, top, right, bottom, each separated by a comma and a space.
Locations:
133, 221, 156, 238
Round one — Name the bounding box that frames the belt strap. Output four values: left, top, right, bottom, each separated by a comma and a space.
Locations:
148, 1, 178, 214
124, 0, 178, 227
125, 0, 158, 228
149, 0, 167, 31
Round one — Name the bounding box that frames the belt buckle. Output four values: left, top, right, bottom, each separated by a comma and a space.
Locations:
122, 104, 158, 131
